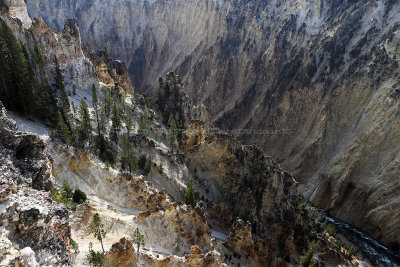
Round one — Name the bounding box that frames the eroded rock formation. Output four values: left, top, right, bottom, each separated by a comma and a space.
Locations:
0, 0, 98, 91
0, 101, 72, 266
24, 0, 400, 252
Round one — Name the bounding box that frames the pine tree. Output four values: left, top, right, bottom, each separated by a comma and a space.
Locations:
92, 84, 102, 137
168, 114, 178, 148
184, 179, 196, 208
131, 227, 145, 255
89, 213, 107, 254
138, 113, 148, 134
111, 103, 121, 143
102, 87, 113, 117
120, 135, 137, 173
99, 101, 108, 137
0, 18, 38, 114
54, 56, 71, 126
123, 105, 134, 138
56, 110, 72, 146
78, 100, 92, 146
32, 45, 46, 72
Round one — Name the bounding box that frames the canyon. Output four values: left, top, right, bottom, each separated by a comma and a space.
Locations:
0, 0, 399, 265
23, 0, 400, 255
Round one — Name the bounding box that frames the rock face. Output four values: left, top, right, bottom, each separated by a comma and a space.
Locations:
0, 0, 98, 91
225, 218, 254, 258
182, 121, 303, 265
24, 0, 400, 252
105, 239, 224, 267
84, 48, 134, 94
138, 202, 211, 256
0, 101, 72, 266
25, 0, 226, 94
104, 238, 136, 267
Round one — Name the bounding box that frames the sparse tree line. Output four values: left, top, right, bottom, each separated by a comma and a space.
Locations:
298, 201, 356, 267
1, 18, 203, 264
86, 212, 145, 266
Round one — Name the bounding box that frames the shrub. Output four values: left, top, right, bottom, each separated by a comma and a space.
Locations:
138, 154, 147, 170
71, 239, 79, 253
73, 189, 87, 204
105, 161, 111, 170
51, 188, 63, 203
62, 179, 73, 199
184, 179, 196, 208
86, 242, 104, 267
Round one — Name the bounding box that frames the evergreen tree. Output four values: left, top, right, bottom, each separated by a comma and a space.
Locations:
78, 100, 92, 146
31, 46, 58, 120
120, 135, 137, 173
156, 84, 166, 112
184, 179, 196, 208
102, 87, 113, 117
56, 111, 72, 145
54, 56, 71, 126
32, 45, 46, 72
123, 105, 134, 138
99, 101, 108, 138
89, 213, 107, 254
111, 103, 121, 143
92, 85, 102, 137
168, 114, 178, 148
0, 18, 38, 114
138, 113, 149, 134
131, 227, 145, 255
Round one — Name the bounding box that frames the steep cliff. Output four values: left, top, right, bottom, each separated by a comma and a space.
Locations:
24, 0, 400, 253
0, 101, 72, 266
0, 0, 98, 91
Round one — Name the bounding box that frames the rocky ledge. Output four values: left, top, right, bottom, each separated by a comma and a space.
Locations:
0, 101, 72, 266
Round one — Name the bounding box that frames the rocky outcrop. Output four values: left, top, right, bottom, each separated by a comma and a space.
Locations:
104, 238, 136, 267
138, 202, 211, 256
225, 218, 254, 258
4, 0, 31, 28
181, 121, 303, 265
51, 145, 172, 212
25, 0, 227, 94
84, 48, 134, 94
105, 239, 224, 267
0, 101, 72, 266
157, 72, 209, 128
0, 0, 98, 91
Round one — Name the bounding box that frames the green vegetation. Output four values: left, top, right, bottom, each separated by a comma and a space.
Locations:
78, 99, 92, 147
299, 240, 321, 267
0, 25, 144, 171
73, 189, 87, 204
131, 227, 145, 255
138, 113, 149, 133
138, 154, 152, 176
56, 111, 72, 146
0, 18, 40, 116
184, 179, 196, 208
120, 135, 138, 173
86, 242, 104, 267
71, 239, 79, 254
167, 114, 178, 148
89, 213, 107, 255
111, 103, 121, 143
51, 180, 87, 208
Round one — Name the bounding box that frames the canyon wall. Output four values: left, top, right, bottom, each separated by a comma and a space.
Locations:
22, 0, 400, 253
